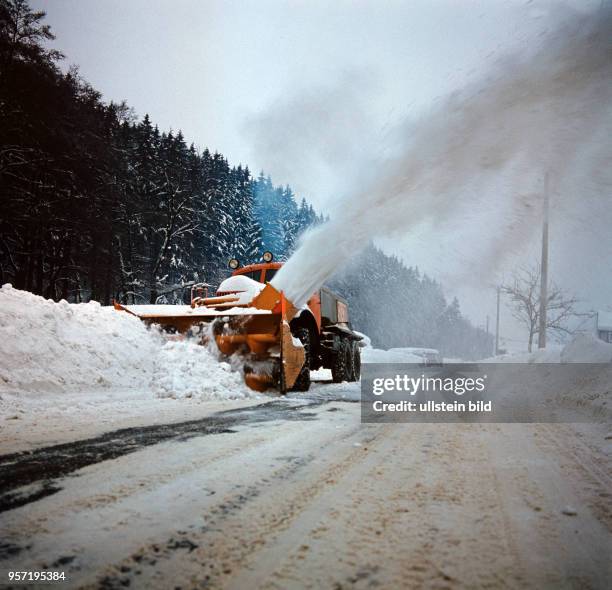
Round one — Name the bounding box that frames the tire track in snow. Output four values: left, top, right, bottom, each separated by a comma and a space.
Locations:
0, 398, 334, 514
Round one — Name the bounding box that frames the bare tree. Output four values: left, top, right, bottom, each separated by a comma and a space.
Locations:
502, 265, 584, 352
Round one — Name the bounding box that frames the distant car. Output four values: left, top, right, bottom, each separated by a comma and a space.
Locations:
420, 350, 443, 366
386, 347, 443, 366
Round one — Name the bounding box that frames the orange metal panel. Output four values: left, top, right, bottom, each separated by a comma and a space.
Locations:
306, 292, 322, 331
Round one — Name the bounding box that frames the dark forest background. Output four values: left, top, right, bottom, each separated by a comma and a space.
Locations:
0, 0, 493, 358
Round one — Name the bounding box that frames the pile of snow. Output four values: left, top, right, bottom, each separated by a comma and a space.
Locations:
486, 334, 612, 364
0, 284, 161, 394
486, 346, 563, 364
477, 334, 611, 420
561, 333, 612, 363
0, 285, 257, 401
152, 340, 255, 400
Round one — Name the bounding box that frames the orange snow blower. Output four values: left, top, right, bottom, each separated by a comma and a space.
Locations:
114, 252, 362, 393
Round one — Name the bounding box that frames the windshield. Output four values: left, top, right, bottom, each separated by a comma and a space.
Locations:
237, 270, 262, 282
264, 268, 277, 282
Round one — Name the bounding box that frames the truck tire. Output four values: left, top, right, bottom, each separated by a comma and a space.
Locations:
291, 327, 311, 392
332, 338, 349, 383
351, 341, 361, 381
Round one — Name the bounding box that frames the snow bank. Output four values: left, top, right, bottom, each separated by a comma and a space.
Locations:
486, 334, 612, 364
477, 334, 611, 420
0, 285, 256, 402
358, 335, 431, 364
561, 333, 612, 363
486, 346, 563, 364
0, 284, 161, 395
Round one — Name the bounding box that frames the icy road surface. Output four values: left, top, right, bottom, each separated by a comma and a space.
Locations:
1, 380, 610, 589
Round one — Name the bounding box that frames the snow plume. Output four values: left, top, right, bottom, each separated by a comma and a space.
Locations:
272, 5, 612, 307
243, 70, 377, 209
152, 339, 257, 400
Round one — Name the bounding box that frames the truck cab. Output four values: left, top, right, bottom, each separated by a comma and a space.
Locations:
218, 253, 362, 388
230, 261, 282, 284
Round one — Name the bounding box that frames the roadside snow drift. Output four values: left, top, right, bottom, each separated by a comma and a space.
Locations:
485, 334, 612, 364
0, 284, 159, 394
561, 333, 612, 363
0, 285, 255, 401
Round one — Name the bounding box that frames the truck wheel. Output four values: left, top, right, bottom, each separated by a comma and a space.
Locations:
291, 327, 311, 392
332, 338, 349, 383
352, 341, 361, 381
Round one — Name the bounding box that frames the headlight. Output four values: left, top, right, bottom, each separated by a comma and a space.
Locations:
262, 251, 274, 262
228, 258, 240, 269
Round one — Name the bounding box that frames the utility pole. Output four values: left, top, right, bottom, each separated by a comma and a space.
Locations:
538, 172, 550, 349
495, 286, 501, 355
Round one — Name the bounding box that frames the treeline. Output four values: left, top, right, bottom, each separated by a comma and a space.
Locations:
329, 245, 493, 359
0, 0, 492, 358
0, 1, 322, 304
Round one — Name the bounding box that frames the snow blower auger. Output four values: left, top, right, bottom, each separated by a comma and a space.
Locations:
208, 283, 306, 392
114, 252, 363, 394
114, 282, 306, 394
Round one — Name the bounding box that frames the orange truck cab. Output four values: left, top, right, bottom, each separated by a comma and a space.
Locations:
218, 254, 362, 389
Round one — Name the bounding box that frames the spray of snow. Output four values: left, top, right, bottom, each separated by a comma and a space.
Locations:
272, 6, 612, 307
0, 284, 256, 401
152, 340, 256, 400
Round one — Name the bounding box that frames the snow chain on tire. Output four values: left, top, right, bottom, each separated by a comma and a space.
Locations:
332, 338, 349, 383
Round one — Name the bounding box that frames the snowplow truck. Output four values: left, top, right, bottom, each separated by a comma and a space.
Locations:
114, 253, 362, 394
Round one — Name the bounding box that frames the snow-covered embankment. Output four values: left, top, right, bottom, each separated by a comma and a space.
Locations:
0, 285, 254, 401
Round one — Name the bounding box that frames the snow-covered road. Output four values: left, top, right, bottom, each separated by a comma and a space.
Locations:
1, 378, 610, 590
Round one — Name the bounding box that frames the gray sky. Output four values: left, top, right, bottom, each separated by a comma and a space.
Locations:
34, 0, 562, 197
34, 0, 609, 349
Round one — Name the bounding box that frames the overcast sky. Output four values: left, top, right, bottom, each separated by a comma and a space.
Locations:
33, 0, 609, 348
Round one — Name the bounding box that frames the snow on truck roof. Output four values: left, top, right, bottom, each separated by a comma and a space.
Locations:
218, 274, 265, 294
